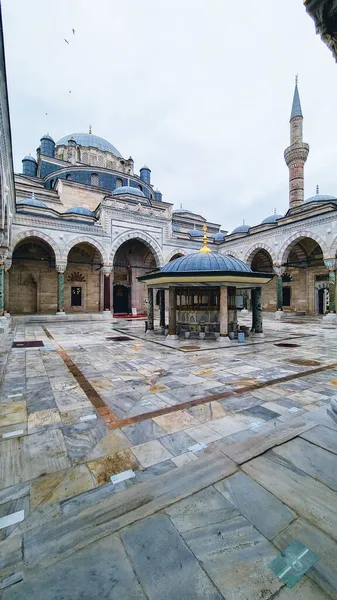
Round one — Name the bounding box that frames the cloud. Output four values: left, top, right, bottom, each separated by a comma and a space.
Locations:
2, 0, 337, 232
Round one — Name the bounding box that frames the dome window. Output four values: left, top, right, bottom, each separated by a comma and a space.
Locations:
50, 179, 54, 188
66, 174, 72, 180
115, 178, 123, 188
90, 154, 97, 166
91, 173, 99, 186
138, 184, 143, 191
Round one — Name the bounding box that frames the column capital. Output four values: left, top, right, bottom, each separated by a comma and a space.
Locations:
324, 258, 336, 271
0, 248, 8, 264
273, 265, 285, 276
102, 265, 113, 276
4, 258, 12, 271
56, 262, 67, 274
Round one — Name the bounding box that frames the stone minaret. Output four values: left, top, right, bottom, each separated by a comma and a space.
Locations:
284, 78, 309, 208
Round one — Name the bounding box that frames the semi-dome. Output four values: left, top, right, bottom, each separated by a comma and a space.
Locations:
231, 224, 251, 234
112, 186, 145, 197
22, 155, 37, 163
65, 206, 95, 217
161, 252, 252, 273
304, 193, 337, 204
56, 133, 122, 157
17, 193, 47, 209
189, 229, 204, 237
261, 213, 283, 224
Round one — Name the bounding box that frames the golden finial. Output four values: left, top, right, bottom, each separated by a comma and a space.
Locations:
89, 124, 92, 134
200, 224, 211, 253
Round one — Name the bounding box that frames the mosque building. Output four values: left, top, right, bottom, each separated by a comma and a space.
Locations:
1, 61, 337, 324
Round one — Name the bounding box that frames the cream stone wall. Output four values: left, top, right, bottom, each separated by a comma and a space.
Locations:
55, 181, 104, 212
9, 261, 57, 314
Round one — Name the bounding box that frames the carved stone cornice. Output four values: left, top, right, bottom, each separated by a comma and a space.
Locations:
12, 215, 105, 235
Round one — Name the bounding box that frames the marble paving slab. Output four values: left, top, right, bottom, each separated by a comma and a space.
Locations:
300, 424, 337, 455
159, 431, 196, 456
63, 420, 108, 461
30, 464, 94, 509
153, 410, 200, 434
131, 439, 173, 468
272, 437, 337, 492
122, 420, 166, 446
181, 513, 282, 600
121, 514, 223, 600
273, 518, 337, 599
84, 428, 131, 461
87, 449, 140, 485
242, 451, 337, 542
214, 471, 295, 540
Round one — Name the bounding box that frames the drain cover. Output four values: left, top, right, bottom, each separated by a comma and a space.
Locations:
289, 359, 321, 367
274, 343, 300, 348
12, 341, 44, 348
180, 345, 201, 351
106, 336, 133, 342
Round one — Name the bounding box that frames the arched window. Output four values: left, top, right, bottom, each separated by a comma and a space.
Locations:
82, 152, 89, 164
115, 178, 123, 188
50, 179, 54, 188
98, 155, 104, 167
138, 184, 143, 191
91, 173, 99, 186
66, 174, 72, 180
90, 154, 97, 166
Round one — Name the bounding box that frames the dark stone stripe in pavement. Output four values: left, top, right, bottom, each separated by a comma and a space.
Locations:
42, 326, 118, 424
120, 513, 223, 600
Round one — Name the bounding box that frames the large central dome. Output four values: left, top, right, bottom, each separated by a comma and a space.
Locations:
56, 133, 122, 157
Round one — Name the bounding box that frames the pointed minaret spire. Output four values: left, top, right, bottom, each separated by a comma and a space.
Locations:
290, 76, 303, 120
284, 77, 309, 209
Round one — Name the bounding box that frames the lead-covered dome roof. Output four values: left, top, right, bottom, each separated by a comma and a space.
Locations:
231, 224, 251, 234
261, 213, 283, 224
161, 252, 252, 273
304, 193, 337, 204
65, 207, 95, 216
17, 193, 47, 208
112, 186, 145, 197
56, 133, 122, 157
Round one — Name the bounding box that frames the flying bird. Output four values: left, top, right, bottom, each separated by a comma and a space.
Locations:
72, 28, 75, 34
45, 112, 48, 115
69, 90, 72, 94
64, 38, 69, 44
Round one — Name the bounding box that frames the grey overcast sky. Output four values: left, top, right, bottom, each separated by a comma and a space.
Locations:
2, 0, 337, 232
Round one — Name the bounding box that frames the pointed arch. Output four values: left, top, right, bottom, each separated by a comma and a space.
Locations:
278, 230, 329, 265
64, 236, 109, 264
220, 249, 240, 260
245, 243, 276, 266
110, 230, 163, 267
165, 248, 188, 262
10, 230, 62, 261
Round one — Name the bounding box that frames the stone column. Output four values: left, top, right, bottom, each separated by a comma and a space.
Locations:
273, 266, 284, 319
252, 286, 263, 336
147, 287, 154, 333
241, 289, 248, 315
4, 259, 11, 314
159, 289, 165, 330
323, 259, 337, 322
102, 266, 112, 314
219, 287, 228, 336
56, 263, 67, 314
227, 286, 237, 335
167, 287, 177, 338
0, 261, 4, 317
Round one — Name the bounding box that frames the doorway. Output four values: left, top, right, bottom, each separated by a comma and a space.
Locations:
282, 286, 291, 307
71, 286, 82, 307
113, 284, 129, 313
318, 288, 326, 315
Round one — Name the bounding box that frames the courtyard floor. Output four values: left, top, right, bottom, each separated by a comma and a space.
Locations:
0, 313, 337, 598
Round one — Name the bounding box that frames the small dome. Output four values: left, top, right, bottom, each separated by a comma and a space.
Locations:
189, 229, 204, 237
56, 133, 122, 157
213, 232, 226, 241
304, 193, 337, 204
172, 225, 181, 232
40, 133, 54, 142
173, 208, 193, 214
22, 155, 37, 163
112, 186, 145, 197
17, 193, 47, 209
261, 213, 283, 224
65, 206, 95, 217
231, 224, 251, 234
161, 252, 252, 273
